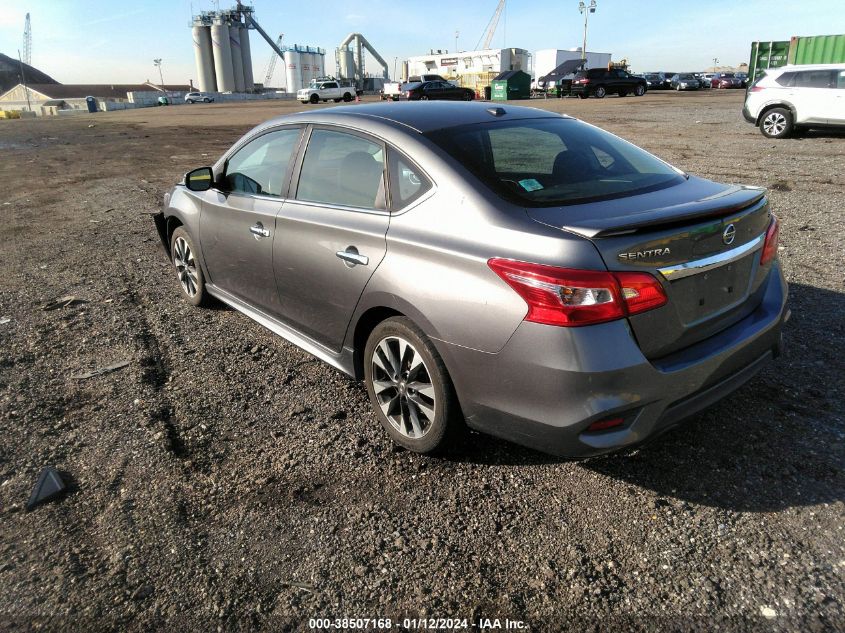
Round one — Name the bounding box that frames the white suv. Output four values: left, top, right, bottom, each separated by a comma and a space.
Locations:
743, 64, 845, 138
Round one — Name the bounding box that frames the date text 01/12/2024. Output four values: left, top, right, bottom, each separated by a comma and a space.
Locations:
308, 617, 528, 630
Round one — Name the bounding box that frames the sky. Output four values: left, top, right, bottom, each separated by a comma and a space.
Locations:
0, 0, 842, 85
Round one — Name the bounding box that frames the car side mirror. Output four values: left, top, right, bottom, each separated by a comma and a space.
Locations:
185, 167, 214, 192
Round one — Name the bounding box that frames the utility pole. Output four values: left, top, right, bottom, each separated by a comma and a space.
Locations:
454, 30, 459, 53
712, 57, 719, 70
578, 0, 597, 61
153, 58, 165, 90
18, 49, 31, 111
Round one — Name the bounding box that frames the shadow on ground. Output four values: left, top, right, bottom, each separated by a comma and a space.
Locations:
447, 283, 845, 513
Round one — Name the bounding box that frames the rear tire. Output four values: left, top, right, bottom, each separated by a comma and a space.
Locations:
463, 91, 473, 101
578, 93, 589, 99
364, 317, 461, 454
594, 86, 607, 98
760, 107, 793, 139
203, 98, 210, 103
342, 92, 353, 102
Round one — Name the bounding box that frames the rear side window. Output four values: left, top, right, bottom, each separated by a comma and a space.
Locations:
793, 70, 835, 88
224, 127, 302, 197
426, 118, 684, 207
388, 149, 432, 209
296, 128, 386, 209
774, 72, 796, 87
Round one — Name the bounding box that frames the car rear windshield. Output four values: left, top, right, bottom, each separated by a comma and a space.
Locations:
678, 74, 696, 79
425, 118, 685, 207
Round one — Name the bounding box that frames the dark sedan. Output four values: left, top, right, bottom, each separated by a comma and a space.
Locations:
644, 73, 667, 90
402, 80, 475, 101
711, 73, 744, 89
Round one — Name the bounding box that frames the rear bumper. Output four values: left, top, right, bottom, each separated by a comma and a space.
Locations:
441, 262, 788, 458
742, 103, 756, 124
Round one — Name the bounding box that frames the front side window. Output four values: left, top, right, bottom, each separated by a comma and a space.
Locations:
837, 70, 845, 89
224, 127, 302, 197
296, 129, 385, 209
794, 70, 835, 88
426, 118, 684, 207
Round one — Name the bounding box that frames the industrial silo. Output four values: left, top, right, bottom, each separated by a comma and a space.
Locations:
211, 18, 235, 92
314, 51, 325, 79
338, 48, 355, 80
285, 49, 301, 93
239, 26, 254, 91
229, 24, 246, 92
192, 23, 217, 92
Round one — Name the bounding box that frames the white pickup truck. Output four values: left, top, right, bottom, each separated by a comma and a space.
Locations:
297, 80, 356, 104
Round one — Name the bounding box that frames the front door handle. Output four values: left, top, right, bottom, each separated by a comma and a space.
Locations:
250, 223, 270, 238
336, 248, 369, 266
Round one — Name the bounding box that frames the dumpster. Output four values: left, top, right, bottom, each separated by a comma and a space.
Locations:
85, 96, 97, 113
491, 70, 531, 101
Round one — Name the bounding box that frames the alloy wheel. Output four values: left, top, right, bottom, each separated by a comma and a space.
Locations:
173, 236, 199, 297
763, 112, 787, 137
371, 336, 437, 439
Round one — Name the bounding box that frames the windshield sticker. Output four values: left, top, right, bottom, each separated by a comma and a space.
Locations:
519, 178, 544, 192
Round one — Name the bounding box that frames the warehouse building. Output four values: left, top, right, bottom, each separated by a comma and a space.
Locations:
0, 83, 192, 116
406, 47, 531, 94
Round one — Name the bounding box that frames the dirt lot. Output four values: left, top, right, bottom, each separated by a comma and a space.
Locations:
1, 91, 843, 631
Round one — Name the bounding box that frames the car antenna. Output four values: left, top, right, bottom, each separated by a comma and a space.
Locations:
486, 107, 506, 117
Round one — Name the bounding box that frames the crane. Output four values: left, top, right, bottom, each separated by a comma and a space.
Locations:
23, 13, 32, 65
475, 0, 505, 50
263, 34, 284, 87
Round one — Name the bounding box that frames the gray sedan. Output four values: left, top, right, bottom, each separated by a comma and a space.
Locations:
670, 73, 700, 90
153, 102, 787, 457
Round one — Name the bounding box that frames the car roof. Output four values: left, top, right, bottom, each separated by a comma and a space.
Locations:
769, 63, 845, 72
263, 102, 570, 134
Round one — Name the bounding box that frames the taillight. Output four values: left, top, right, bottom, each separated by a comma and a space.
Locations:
487, 259, 667, 327
749, 86, 764, 92
760, 215, 780, 265
586, 417, 625, 432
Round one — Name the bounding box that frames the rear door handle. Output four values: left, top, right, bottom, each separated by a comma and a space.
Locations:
336, 249, 369, 266
249, 223, 270, 238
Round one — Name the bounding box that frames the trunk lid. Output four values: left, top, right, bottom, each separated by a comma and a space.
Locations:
527, 177, 773, 359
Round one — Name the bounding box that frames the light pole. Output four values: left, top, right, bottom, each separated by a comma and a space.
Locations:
393, 56, 398, 82
454, 30, 459, 53
153, 58, 165, 90
578, 0, 597, 61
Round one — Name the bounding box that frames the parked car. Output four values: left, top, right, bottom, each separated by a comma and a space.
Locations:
408, 74, 451, 83
570, 68, 647, 98
670, 73, 700, 91
698, 73, 715, 88
660, 72, 678, 89
154, 102, 787, 457
711, 73, 744, 89
297, 79, 355, 104
401, 80, 474, 101
643, 73, 667, 90
184, 92, 214, 103
735, 72, 749, 88
743, 63, 845, 138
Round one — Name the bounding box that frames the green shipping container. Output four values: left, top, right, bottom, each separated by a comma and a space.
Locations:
748, 40, 790, 84
788, 34, 845, 65
749, 34, 845, 84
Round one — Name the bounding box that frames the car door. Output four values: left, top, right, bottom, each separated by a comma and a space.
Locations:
424, 81, 446, 100
788, 70, 835, 123
273, 126, 390, 351
199, 126, 303, 314
829, 69, 845, 123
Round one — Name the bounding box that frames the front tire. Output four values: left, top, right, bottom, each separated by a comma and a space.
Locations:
187, 99, 194, 104
203, 98, 210, 103
364, 317, 460, 454
170, 227, 208, 307
594, 86, 607, 98
634, 84, 646, 96
760, 107, 793, 139
309, 94, 319, 104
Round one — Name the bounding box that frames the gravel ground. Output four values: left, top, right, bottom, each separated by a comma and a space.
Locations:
0, 91, 843, 632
